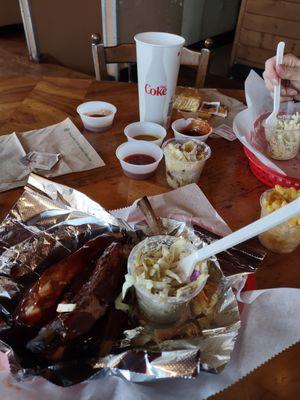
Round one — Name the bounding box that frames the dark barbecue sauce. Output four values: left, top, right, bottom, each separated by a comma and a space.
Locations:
84, 110, 112, 118
87, 113, 105, 118
179, 120, 211, 137
179, 128, 202, 137
123, 154, 156, 165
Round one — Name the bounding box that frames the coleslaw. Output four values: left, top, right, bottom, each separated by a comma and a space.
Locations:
264, 113, 300, 160
123, 237, 208, 300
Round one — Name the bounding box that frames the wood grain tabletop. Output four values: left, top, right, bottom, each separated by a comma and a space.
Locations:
0, 76, 299, 399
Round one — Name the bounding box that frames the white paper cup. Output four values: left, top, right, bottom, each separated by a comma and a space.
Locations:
77, 101, 117, 132
128, 235, 206, 326
135, 32, 185, 128
124, 121, 167, 147
172, 118, 213, 142
115, 141, 163, 180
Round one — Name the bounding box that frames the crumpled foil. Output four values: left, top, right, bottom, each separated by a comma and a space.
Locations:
0, 173, 265, 386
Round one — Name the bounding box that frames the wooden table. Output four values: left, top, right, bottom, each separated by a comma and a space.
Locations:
0, 76, 299, 399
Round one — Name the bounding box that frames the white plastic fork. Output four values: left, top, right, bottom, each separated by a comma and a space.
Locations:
178, 197, 300, 271
265, 41, 285, 127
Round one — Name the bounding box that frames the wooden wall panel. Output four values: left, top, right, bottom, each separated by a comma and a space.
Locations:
243, 13, 300, 40
239, 29, 262, 48
239, 29, 300, 54
231, 0, 300, 69
261, 33, 300, 54
235, 44, 274, 67
246, 0, 300, 22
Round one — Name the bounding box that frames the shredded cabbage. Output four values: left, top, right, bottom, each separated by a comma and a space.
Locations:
122, 273, 136, 299
124, 237, 208, 299
275, 113, 300, 130
115, 292, 131, 312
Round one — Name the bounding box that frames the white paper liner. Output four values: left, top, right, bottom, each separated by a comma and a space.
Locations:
111, 183, 232, 237
233, 71, 300, 179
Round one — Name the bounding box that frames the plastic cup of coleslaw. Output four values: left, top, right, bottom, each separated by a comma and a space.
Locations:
263, 113, 300, 160
126, 235, 208, 326
162, 138, 211, 189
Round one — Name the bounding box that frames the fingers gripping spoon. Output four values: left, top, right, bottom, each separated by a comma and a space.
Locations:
265, 41, 285, 127
178, 197, 300, 271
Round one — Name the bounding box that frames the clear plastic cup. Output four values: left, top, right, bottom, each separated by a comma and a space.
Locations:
128, 235, 207, 326
258, 190, 300, 253
264, 121, 300, 160
162, 138, 211, 189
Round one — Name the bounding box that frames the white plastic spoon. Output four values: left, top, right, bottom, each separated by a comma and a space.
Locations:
179, 197, 300, 271
265, 41, 285, 127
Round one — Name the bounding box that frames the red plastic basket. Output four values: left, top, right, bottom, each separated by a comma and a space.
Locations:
244, 146, 300, 189
243, 274, 256, 292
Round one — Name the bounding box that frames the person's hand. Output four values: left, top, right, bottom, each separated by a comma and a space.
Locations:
263, 53, 300, 101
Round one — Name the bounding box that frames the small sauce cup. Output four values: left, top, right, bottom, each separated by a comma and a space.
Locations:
116, 141, 163, 180
172, 118, 212, 142
77, 101, 117, 132
124, 121, 167, 147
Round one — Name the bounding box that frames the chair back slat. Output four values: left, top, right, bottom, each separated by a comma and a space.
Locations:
195, 48, 210, 88
180, 47, 201, 66
92, 42, 107, 80
91, 34, 212, 88
104, 44, 136, 64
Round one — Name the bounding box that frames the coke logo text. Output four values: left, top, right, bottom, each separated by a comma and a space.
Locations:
144, 84, 167, 96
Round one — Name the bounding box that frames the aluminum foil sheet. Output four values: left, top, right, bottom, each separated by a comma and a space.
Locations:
0, 173, 265, 386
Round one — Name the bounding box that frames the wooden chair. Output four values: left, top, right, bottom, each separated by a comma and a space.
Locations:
91, 33, 213, 88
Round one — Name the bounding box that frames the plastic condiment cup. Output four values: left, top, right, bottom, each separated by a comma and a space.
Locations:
115, 141, 163, 180
171, 118, 213, 142
77, 101, 117, 132
127, 235, 205, 326
162, 138, 211, 189
124, 121, 167, 147
258, 190, 300, 253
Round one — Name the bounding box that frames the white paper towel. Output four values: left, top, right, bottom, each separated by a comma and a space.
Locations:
0, 118, 105, 192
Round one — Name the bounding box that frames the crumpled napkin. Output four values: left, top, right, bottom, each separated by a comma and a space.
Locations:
0, 118, 104, 192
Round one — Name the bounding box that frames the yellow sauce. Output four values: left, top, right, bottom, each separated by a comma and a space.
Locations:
133, 134, 160, 141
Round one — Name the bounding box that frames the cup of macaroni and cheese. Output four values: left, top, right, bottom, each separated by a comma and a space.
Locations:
162, 138, 211, 189
259, 185, 300, 253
